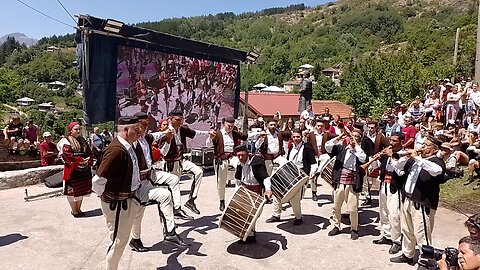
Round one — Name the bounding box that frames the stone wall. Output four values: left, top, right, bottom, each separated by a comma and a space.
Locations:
0, 165, 63, 190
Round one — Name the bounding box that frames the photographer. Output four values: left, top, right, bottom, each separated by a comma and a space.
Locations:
436, 236, 480, 270
466, 214, 480, 240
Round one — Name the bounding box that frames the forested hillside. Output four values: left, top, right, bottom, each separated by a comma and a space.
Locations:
0, 0, 478, 131
138, 0, 478, 116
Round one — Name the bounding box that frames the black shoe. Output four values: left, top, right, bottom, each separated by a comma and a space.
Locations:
473, 183, 480, 190
328, 227, 341, 236
293, 218, 303, 226
219, 200, 225, 212
389, 243, 401, 254
129, 238, 149, 252
361, 198, 372, 206
164, 232, 189, 247
184, 199, 200, 215
350, 230, 359, 240
390, 254, 413, 264
265, 216, 281, 223
174, 208, 194, 220
372, 236, 392, 245
226, 182, 235, 188
464, 177, 475, 186
312, 192, 318, 201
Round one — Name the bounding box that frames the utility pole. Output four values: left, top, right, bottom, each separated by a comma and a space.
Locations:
475, 0, 480, 83
453, 28, 460, 66
242, 63, 250, 133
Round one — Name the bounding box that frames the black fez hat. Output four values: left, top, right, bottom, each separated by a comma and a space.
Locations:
234, 143, 248, 153
353, 122, 364, 130
118, 116, 139, 125
225, 117, 235, 124
133, 112, 148, 119
169, 110, 183, 117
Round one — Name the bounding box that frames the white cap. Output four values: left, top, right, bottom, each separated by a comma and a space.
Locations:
43, 131, 52, 138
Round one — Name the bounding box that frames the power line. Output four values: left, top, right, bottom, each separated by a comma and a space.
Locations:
56, 0, 77, 25
15, 0, 76, 29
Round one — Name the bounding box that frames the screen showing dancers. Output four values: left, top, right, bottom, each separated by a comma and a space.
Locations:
116, 45, 239, 147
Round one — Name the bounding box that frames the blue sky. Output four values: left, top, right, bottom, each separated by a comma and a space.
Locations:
2, 0, 331, 39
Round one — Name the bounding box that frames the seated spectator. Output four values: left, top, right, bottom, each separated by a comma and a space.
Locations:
469, 83, 480, 115
319, 107, 333, 121
39, 132, 58, 166
468, 117, 480, 134
438, 142, 464, 181
408, 97, 426, 123
3, 115, 24, 152
301, 104, 315, 122
23, 120, 40, 151
424, 91, 440, 122
401, 117, 416, 149
414, 126, 428, 150
384, 115, 402, 137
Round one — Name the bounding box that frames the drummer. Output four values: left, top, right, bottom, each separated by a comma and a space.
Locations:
265, 128, 317, 226
233, 143, 272, 243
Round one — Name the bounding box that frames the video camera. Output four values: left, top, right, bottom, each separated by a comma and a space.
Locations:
421, 245, 459, 268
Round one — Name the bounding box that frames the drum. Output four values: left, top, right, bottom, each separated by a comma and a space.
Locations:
270, 161, 309, 203
219, 186, 266, 241
320, 157, 336, 188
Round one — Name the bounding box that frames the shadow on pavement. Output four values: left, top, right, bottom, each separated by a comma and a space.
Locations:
226, 231, 288, 259
152, 214, 221, 268
0, 233, 28, 247
81, 208, 103, 218
276, 214, 330, 235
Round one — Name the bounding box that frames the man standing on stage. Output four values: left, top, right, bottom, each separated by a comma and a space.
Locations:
234, 144, 272, 243
325, 129, 367, 240
129, 112, 192, 253
207, 117, 248, 211
390, 136, 445, 264
162, 110, 209, 215
92, 116, 186, 270
265, 128, 317, 226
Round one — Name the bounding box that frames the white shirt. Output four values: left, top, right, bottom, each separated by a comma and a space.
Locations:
288, 142, 305, 168
467, 123, 480, 134
300, 110, 315, 121
255, 130, 280, 154
136, 131, 168, 170
392, 155, 443, 195
325, 137, 367, 171
91, 136, 141, 196
237, 157, 271, 190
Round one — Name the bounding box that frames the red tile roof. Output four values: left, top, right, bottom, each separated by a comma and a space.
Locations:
239, 92, 352, 119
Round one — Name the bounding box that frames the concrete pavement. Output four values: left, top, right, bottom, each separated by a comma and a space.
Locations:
0, 171, 469, 270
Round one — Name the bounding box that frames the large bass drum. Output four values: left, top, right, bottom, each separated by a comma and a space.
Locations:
320, 157, 336, 188
270, 161, 309, 203
219, 186, 266, 241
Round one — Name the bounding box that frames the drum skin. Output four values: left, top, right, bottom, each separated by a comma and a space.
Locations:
320, 157, 336, 188
219, 186, 266, 241
270, 161, 308, 203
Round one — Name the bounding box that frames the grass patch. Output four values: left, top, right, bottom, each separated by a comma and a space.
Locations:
440, 174, 480, 215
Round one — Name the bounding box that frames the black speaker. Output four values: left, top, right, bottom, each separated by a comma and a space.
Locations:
190, 147, 214, 167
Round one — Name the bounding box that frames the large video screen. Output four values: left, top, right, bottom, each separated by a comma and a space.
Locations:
116, 45, 239, 148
